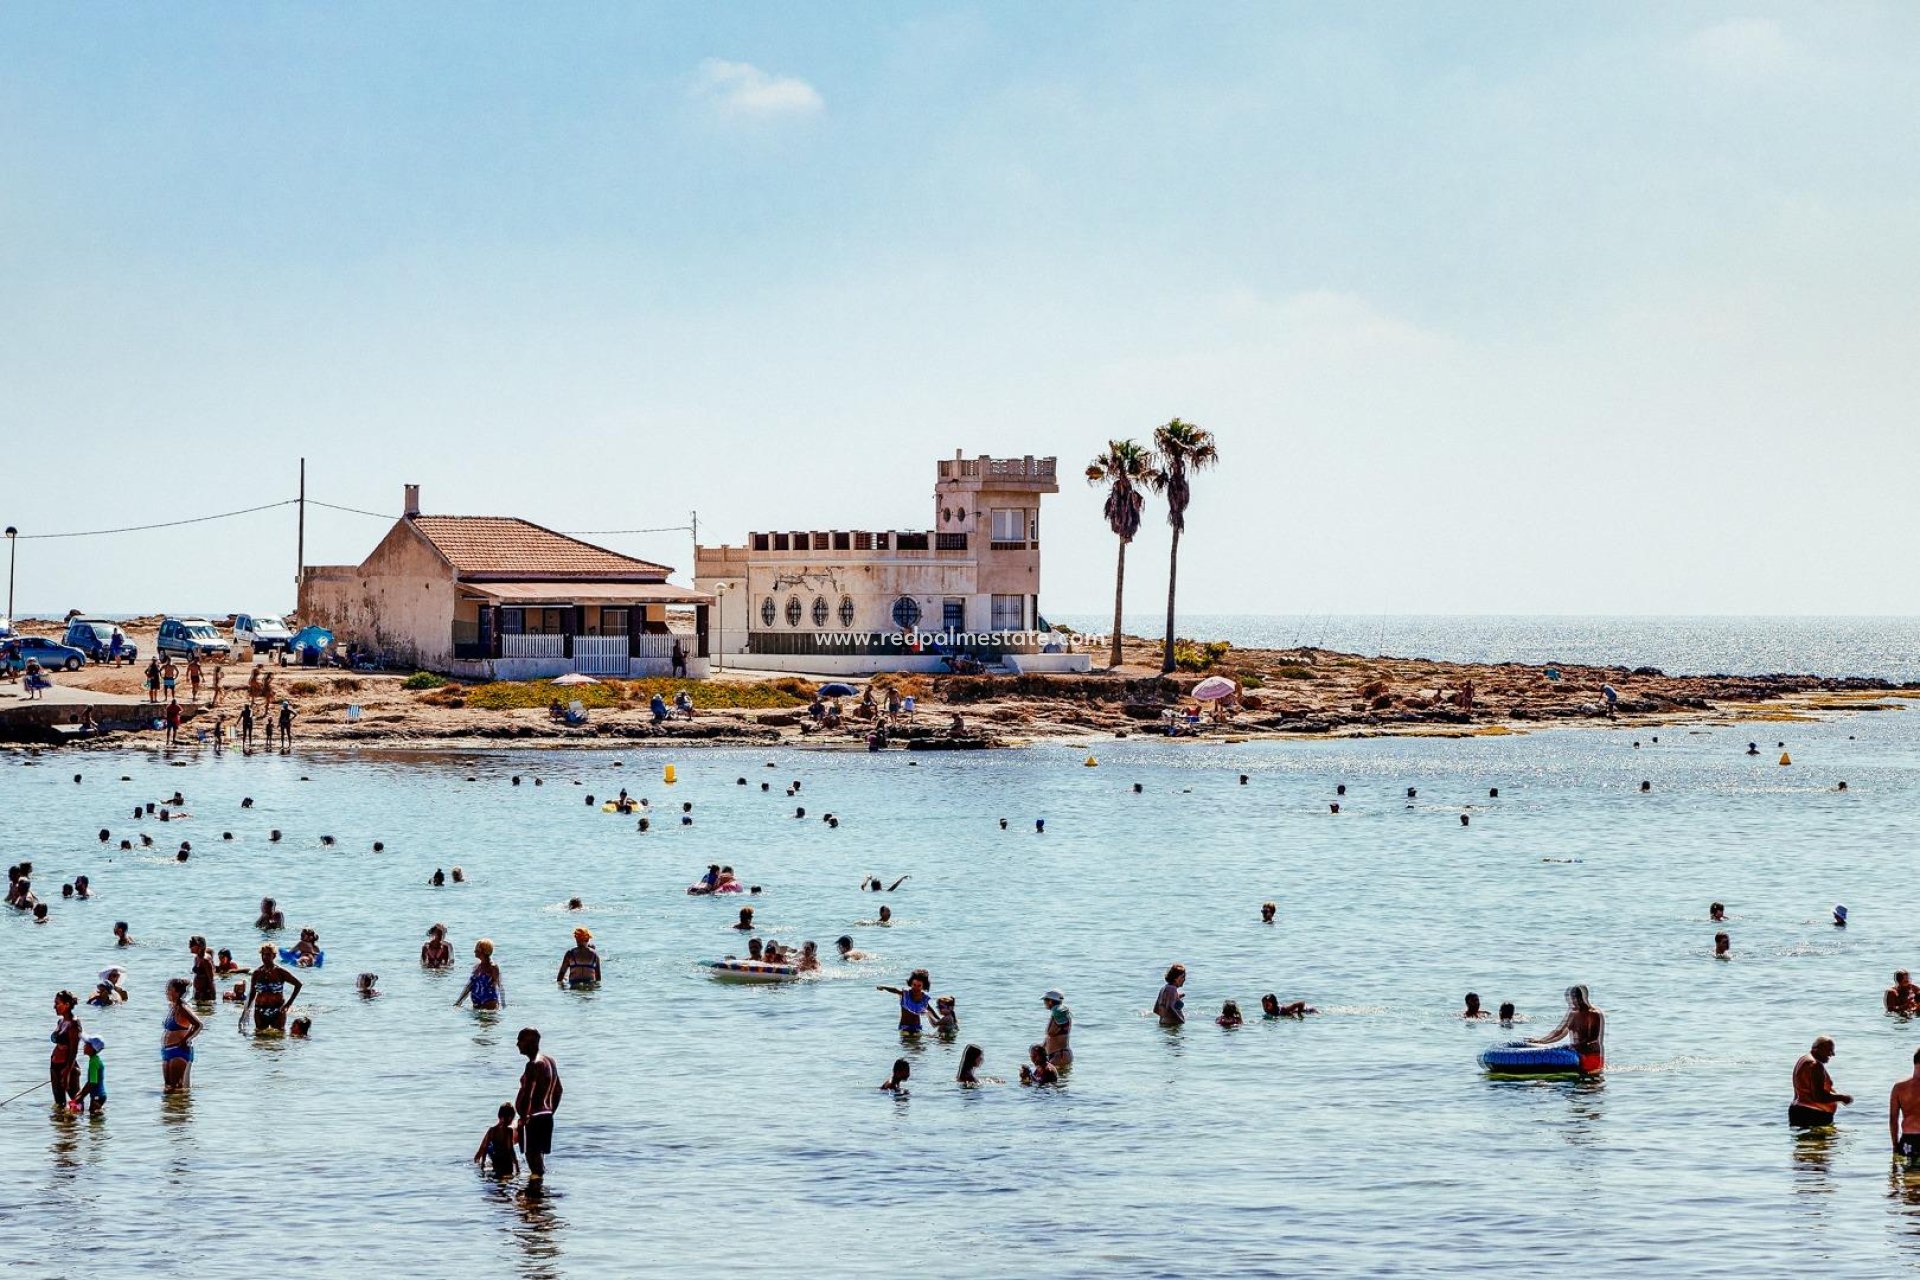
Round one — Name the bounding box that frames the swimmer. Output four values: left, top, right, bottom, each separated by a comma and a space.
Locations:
1462, 992, 1490, 1020
1154, 966, 1187, 1028
957, 1044, 993, 1085
1527, 985, 1606, 1074
451, 866, 465, 883
745, 939, 765, 961
160, 978, 202, 1092
240, 943, 303, 1033
734, 906, 755, 932
189, 936, 217, 1002
857, 906, 893, 927
930, 996, 959, 1034
835, 935, 870, 962
1020, 1045, 1058, 1086
455, 939, 505, 1010
290, 928, 321, 965
357, 972, 381, 998
422, 923, 453, 968
475, 1102, 520, 1179
1042, 989, 1073, 1066
1834, 905, 1849, 928
877, 973, 934, 1034
861, 875, 910, 892
256, 898, 284, 930
1261, 902, 1276, 924
1498, 1002, 1518, 1026
1715, 932, 1731, 958
1260, 993, 1316, 1019
113, 920, 134, 947
86, 981, 117, 1008
215, 948, 241, 975
429, 869, 446, 887
795, 941, 820, 972
1890, 972, 1920, 1015
289, 1017, 311, 1039
880, 1058, 911, 1093
556, 930, 600, 988
1217, 1000, 1243, 1029
221, 982, 245, 1003
73, 876, 88, 899
567, 897, 584, 911
1710, 902, 1726, 922
1790, 1037, 1851, 1127
1892, 1048, 1920, 1163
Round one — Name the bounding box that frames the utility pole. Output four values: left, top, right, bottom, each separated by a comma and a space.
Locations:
4, 526, 16, 629
295, 458, 306, 608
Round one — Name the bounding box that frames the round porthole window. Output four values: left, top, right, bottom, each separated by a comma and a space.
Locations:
838, 596, 856, 628
811, 596, 829, 627
760, 597, 776, 628
785, 595, 803, 627
891, 596, 922, 630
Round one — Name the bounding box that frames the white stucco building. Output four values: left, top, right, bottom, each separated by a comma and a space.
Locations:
693, 452, 1089, 674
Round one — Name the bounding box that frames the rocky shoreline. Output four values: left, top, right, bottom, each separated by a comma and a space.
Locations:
15, 619, 1910, 753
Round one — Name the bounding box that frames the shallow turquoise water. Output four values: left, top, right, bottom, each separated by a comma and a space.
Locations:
7, 708, 1920, 1277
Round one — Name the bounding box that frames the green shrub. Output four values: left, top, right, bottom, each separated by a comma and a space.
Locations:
1171, 639, 1232, 673
402, 671, 449, 690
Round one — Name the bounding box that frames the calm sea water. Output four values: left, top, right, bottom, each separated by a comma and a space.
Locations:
1054, 613, 1920, 682
7, 707, 1920, 1277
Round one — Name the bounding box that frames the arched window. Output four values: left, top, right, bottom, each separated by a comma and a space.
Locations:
785, 595, 803, 627
759, 597, 776, 628
891, 596, 922, 630
838, 596, 856, 628
810, 596, 829, 627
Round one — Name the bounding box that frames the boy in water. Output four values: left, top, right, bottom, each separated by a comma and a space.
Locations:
475, 1103, 520, 1178
81, 1038, 106, 1114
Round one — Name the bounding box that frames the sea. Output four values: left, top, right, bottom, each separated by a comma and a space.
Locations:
7, 688, 1920, 1275
1051, 614, 1920, 683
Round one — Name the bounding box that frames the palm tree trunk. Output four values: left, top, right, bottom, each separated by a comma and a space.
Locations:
1161, 524, 1181, 673
1109, 538, 1127, 669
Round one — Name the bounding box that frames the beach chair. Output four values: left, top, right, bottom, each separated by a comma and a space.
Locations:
563, 700, 588, 727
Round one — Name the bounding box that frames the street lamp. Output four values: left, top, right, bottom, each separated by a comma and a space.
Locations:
4, 527, 15, 633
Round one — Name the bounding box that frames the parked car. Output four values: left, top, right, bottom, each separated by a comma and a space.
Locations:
156, 617, 231, 661
232, 613, 293, 653
2, 635, 88, 672
63, 618, 137, 664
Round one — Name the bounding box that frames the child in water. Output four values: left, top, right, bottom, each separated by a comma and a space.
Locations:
880, 1059, 911, 1093
1217, 1001, 1244, 1028
474, 1103, 519, 1178
81, 1038, 106, 1114
1020, 1044, 1058, 1086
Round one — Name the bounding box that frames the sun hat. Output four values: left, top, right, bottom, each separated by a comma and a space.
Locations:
1043, 989, 1064, 1004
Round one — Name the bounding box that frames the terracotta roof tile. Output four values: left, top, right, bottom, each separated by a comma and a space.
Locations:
409, 516, 670, 579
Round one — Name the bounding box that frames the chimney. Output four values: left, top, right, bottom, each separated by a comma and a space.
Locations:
403, 484, 421, 519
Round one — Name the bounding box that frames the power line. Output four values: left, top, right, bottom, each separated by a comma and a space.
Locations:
561, 525, 693, 536
305, 500, 398, 521
14, 499, 298, 540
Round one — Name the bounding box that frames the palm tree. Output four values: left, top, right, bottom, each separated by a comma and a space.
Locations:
1152, 418, 1219, 674
1085, 439, 1162, 669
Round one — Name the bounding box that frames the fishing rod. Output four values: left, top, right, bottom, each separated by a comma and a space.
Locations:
0, 1079, 48, 1110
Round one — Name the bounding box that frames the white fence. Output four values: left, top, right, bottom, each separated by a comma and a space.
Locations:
501, 633, 565, 659
572, 635, 629, 675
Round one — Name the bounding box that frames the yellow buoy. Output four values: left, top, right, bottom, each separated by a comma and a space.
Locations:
664, 763, 677, 783
1083, 755, 1098, 767
1779, 752, 1791, 766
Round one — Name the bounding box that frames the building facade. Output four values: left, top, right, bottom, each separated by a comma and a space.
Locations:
299, 485, 712, 679
694, 452, 1088, 674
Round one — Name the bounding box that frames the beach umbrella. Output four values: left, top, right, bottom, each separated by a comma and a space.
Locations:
1190, 675, 1237, 701
551, 673, 599, 686
288, 626, 333, 652
818, 682, 858, 698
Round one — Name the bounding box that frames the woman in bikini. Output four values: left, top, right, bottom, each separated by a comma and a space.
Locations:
555, 928, 601, 988
240, 942, 303, 1033
456, 939, 505, 1010
161, 977, 203, 1091
421, 923, 453, 968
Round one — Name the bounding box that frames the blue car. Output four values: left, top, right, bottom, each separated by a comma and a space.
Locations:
62, 618, 137, 664
1, 635, 88, 673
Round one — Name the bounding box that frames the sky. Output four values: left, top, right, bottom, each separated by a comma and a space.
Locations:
2, 3, 1916, 619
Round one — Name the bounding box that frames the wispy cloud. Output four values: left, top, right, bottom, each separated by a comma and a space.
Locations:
691, 59, 824, 119
1681, 18, 1790, 76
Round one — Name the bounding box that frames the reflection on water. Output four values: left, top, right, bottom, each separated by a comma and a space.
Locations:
499, 1180, 566, 1280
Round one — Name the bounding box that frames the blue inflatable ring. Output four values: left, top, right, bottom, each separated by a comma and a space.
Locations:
1479, 1043, 1582, 1076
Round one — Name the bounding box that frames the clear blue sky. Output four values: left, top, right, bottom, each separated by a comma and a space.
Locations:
2, 4, 1915, 618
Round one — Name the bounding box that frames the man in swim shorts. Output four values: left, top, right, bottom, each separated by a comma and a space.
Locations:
514, 1027, 563, 1180
1891, 1048, 1920, 1164
1790, 1036, 1851, 1127
1526, 984, 1605, 1073
1887, 971, 1919, 1015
